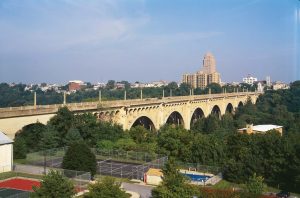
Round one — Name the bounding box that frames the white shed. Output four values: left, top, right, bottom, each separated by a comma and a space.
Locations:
144, 168, 163, 186
0, 131, 13, 173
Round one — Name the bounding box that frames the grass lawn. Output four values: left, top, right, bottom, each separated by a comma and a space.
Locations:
94, 174, 135, 183
213, 180, 300, 197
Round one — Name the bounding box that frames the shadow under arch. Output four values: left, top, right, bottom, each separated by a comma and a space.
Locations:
190, 108, 205, 126
166, 111, 184, 126
238, 101, 244, 108
131, 116, 156, 131
225, 103, 234, 114
211, 105, 221, 118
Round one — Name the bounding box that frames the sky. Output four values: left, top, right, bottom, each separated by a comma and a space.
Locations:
0, 0, 299, 84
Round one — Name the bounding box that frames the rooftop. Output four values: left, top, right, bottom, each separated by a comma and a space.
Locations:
239, 124, 283, 132
146, 168, 163, 177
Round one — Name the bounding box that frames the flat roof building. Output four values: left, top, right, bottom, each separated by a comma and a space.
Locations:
238, 124, 283, 135
182, 52, 221, 89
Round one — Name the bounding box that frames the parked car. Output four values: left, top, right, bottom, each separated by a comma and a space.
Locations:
276, 191, 290, 198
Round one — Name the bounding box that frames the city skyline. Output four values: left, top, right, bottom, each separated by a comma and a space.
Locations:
0, 0, 299, 84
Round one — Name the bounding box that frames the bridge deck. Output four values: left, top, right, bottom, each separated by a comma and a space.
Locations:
0, 92, 258, 118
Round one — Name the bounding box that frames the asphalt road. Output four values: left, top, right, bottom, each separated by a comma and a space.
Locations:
122, 182, 153, 198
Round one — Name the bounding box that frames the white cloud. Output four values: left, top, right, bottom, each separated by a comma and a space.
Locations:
0, 0, 149, 54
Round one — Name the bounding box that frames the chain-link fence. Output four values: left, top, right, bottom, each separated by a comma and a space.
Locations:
97, 156, 168, 180
1, 164, 91, 193
56, 169, 91, 192
6, 191, 30, 198
94, 149, 164, 164
23, 147, 67, 168
177, 161, 221, 175
13, 147, 166, 182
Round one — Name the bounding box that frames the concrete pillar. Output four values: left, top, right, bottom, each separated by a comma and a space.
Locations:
34, 92, 37, 109
170, 89, 172, 97
189, 89, 192, 96
99, 90, 102, 102
209, 88, 211, 95
140, 89, 143, 100
162, 90, 165, 98
124, 90, 127, 100
63, 91, 66, 105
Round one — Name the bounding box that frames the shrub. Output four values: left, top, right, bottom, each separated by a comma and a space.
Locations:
62, 142, 97, 177
31, 170, 75, 198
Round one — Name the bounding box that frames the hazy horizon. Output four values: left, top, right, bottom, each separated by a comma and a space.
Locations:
0, 0, 299, 84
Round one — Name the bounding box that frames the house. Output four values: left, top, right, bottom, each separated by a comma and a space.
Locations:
0, 131, 13, 173
238, 124, 283, 136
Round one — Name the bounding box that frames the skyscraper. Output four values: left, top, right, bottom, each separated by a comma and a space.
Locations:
182, 52, 221, 89
203, 52, 216, 74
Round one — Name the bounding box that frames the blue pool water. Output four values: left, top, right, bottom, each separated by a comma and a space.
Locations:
183, 173, 211, 182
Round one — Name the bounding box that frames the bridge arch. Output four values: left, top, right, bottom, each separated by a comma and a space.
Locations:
131, 116, 156, 131
238, 101, 244, 107
225, 103, 234, 114
166, 111, 184, 126
190, 108, 205, 125
211, 105, 221, 118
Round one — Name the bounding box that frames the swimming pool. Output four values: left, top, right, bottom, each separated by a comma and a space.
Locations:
182, 173, 211, 182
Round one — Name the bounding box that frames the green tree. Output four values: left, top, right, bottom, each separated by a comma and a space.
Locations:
167, 82, 178, 90
114, 138, 137, 151
31, 170, 76, 198
74, 113, 98, 145
39, 125, 60, 151
129, 126, 155, 144
152, 158, 197, 198
13, 137, 27, 159
64, 127, 83, 146
84, 177, 130, 198
179, 83, 191, 96
96, 140, 114, 150
106, 80, 116, 89
62, 142, 97, 177
14, 122, 46, 152
245, 173, 265, 196
48, 106, 75, 143
157, 125, 192, 162
206, 83, 222, 93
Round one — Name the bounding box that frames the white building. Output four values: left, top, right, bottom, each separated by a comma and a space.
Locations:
266, 76, 271, 87
0, 131, 13, 173
273, 81, 289, 90
243, 76, 257, 85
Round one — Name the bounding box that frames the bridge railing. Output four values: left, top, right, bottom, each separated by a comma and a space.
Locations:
0, 92, 258, 113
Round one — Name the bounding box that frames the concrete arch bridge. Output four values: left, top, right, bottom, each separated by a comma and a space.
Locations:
0, 92, 260, 138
